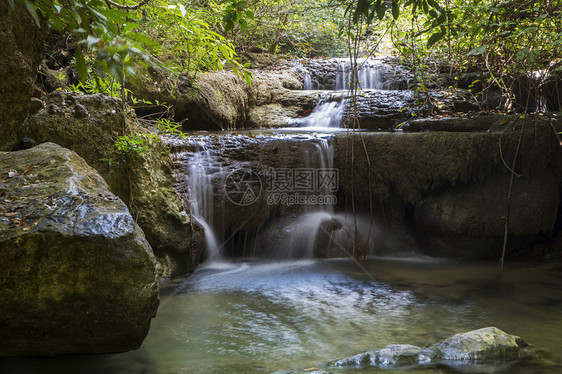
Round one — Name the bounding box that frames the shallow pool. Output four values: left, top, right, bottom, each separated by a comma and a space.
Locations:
2, 256, 562, 373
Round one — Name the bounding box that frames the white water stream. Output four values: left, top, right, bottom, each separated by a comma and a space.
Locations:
186, 145, 224, 262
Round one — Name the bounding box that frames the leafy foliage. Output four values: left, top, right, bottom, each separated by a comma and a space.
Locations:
5, 0, 252, 84
220, 0, 348, 57
5, 0, 152, 83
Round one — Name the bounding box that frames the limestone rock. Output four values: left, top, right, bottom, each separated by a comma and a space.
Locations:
0, 143, 159, 355
129, 66, 310, 130
334, 115, 560, 258
24, 91, 194, 276
331, 327, 529, 370
0, 3, 45, 150
414, 172, 559, 258
431, 327, 527, 361
332, 344, 432, 367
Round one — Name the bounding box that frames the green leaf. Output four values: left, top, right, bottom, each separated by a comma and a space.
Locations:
426, 0, 440, 9
427, 31, 445, 47
239, 18, 248, 30
354, 0, 367, 23
123, 22, 140, 33
75, 50, 88, 81
23, 0, 40, 27
392, 0, 399, 20
376, 0, 386, 20
129, 32, 159, 49
96, 8, 128, 24
468, 45, 487, 56
244, 71, 252, 86
107, 60, 123, 83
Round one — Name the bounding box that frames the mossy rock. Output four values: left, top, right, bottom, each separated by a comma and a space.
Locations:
0, 143, 159, 355
431, 327, 527, 361
24, 91, 194, 277
0, 3, 44, 151
329, 327, 532, 371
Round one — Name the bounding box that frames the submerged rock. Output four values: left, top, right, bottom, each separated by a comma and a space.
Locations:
332, 344, 432, 368
331, 327, 529, 370
0, 143, 159, 356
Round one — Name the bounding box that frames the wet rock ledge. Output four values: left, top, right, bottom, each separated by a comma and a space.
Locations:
0, 143, 159, 355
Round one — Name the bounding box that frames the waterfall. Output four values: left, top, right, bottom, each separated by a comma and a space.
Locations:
335, 62, 348, 91
303, 72, 313, 90
335, 60, 384, 90
187, 145, 224, 262
291, 93, 348, 129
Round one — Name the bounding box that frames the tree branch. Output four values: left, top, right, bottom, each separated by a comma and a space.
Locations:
105, 0, 149, 11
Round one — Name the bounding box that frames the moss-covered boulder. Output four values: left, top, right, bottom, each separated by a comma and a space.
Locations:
334, 115, 560, 258
25, 91, 194, 276
414, 172, 559, 258
0, 143, 159, 355
129, 66, 311, 130
0, 3, 44, 151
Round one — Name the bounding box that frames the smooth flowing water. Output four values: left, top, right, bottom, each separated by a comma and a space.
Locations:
335, 61, 385, 91
3, 256, 561, 374
185, 143, 223, 261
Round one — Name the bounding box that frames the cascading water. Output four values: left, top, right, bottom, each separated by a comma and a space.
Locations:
295, 59, 390, 129
176, 59, 392, 261
303, 72, 313, 90
186, 143, 224, 262
292, 94, 347, 129
335, 60, 384, 90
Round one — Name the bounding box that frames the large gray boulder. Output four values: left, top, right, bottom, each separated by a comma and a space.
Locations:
0, 143, 159, 355
0, 3, 44, 150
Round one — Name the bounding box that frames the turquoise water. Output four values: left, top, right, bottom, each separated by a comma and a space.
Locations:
2, 256, 561, 373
